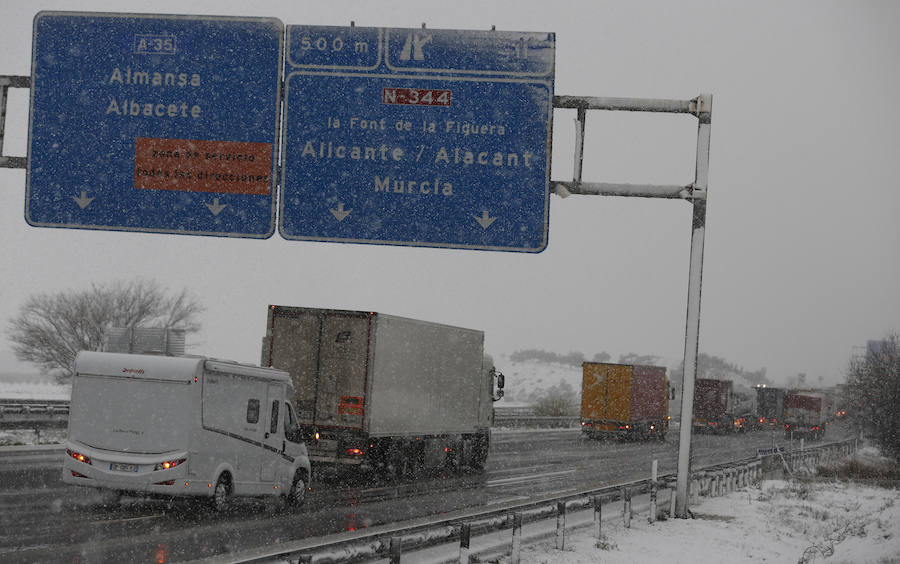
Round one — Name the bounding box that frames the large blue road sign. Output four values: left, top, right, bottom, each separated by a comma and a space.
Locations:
281, 26, 555, 252
26, 12, 283, 238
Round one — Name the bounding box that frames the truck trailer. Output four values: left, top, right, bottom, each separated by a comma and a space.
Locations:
783, 390, 827, 440
755, 386, 785, 429
63, 351, 312, 511
580, 362, 669, 441
692, 378, 737, 433
261, 306, 504, 478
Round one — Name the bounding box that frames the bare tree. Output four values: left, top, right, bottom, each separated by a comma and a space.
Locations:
7, 279, 204, 380
844, 334, 900, 460
532, 380, 579, 416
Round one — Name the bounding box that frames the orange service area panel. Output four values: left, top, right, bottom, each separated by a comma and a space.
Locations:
134, 138, 273, 195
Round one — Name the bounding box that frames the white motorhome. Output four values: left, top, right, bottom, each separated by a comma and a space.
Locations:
62, 351, 311, 510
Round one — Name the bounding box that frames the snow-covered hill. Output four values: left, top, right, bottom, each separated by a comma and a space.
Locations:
492, 354, 583, 408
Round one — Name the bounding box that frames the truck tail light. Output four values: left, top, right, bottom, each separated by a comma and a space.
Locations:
66, 449, 92, 465
345, 448, 364, 456
70, 470, 91, 478
154, 458, 186, 471
154, 480, 175, 486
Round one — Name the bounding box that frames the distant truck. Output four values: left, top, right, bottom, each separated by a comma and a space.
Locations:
783, 390, 827, 440
63, 351, 312, 511
693, 378, 737, 433
261, 306, 505, 478
755, 386, 785, 429
580, 362, 669, 440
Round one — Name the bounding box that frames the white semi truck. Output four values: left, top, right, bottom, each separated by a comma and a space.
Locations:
62, 351, 312, 510
261, 306, 504, 478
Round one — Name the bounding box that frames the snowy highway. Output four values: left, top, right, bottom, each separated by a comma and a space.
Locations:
0, 423, 854, 563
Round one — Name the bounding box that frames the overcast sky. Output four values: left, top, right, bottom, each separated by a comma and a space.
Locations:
1, 1, 897, 387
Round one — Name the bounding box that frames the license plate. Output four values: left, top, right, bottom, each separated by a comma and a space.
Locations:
313, 439, 337, 454
110, 462, 137, 472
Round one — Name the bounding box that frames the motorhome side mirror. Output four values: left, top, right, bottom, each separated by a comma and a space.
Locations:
285, 425, 303, 444
497, 372, 505, 389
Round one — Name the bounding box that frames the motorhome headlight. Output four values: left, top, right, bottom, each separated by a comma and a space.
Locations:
66, 449, 92, 465
154, 458, 186, 471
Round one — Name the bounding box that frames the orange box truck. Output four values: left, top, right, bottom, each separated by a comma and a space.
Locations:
580, 362, 669, 441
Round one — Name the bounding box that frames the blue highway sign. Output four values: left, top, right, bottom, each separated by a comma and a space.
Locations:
281, 25, 555, 252
26, 12, 283, 238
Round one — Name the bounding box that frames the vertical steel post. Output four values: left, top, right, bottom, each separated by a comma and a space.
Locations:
593, 495, 602, 539
0, 84, 8, 158
556, 501, 566, 550
458, 523, 470, 564
510, 513, 522, 564
669, 483, 677, 517
674, 94, 712, 518
649, 459, 658, 523
623, 487, 632, 528
389, 537, 402, 564
573, 107, 586, 183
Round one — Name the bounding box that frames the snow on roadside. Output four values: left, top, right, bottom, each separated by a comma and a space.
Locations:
513, 478, 900, 564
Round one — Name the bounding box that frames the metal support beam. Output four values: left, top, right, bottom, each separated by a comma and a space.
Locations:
674, 93, 711, 517
553, 181, 696, 200
554, 94, 707, 115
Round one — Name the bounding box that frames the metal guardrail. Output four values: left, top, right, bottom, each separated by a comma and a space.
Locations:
207, 438, 857, 564
492, 414, 579, 428
0, 399, 70, 430
0, 401, 576, 431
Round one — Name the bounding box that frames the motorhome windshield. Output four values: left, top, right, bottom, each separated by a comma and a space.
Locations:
69, 373, 193, 453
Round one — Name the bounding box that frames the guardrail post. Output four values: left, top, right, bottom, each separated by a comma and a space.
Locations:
510, 513, 522, 564
669, 483, 677, 517
623, 487, 632, 528
458, 523, 470, 564
593, 495, 602, 540
389, 536, 402, 564
649, 459, 658, 523
556, 501, 567, 550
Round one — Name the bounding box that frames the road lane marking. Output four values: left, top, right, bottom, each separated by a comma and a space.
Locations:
486, 469, 574, 487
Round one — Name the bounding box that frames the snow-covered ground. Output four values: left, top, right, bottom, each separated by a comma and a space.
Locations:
513, 448, 900, 564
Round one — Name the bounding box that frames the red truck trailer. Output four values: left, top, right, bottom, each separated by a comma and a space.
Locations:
693, 378, 739, 433
783, 391, 827, 440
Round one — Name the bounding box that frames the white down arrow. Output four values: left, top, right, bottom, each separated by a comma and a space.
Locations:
474, 210, 497, 229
